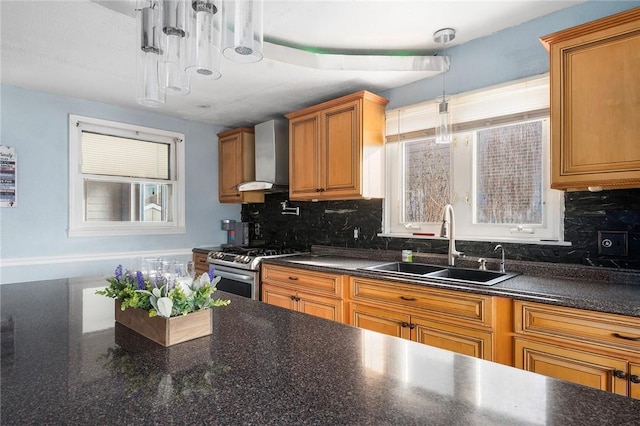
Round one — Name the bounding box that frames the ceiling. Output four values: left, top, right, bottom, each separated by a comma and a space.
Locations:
1, 0, 583, 128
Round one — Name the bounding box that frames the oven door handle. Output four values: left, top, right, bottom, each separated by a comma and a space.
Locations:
213, 269, 255, 283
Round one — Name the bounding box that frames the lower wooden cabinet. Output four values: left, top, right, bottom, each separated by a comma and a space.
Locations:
192, 252, 209, 277
263, 283, 343, 322
261, 264, 345, 323
348, 276, 509, 363
514, 300, 640, 399
514, 337, 628, 396
350, 302, 493, 359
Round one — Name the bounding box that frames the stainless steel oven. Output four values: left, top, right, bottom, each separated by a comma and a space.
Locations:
207, 247, 301, 300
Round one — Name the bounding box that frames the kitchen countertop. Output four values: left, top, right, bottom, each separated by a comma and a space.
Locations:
2, 276, 640, 425
262, 249, 640, 318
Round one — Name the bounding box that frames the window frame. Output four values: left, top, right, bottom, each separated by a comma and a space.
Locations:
68, 115, 185, 237
382, 76, 566, 245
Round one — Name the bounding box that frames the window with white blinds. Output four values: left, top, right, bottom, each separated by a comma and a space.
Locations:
383, 75, 565, 244
68, 115, 185, 237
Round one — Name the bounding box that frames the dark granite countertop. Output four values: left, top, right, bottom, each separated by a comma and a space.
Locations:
262, 247, 640, 318
192, 246, 221, 255
2, 276, 640, 425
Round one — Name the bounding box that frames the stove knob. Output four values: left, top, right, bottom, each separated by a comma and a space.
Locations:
242, 256, 251, 264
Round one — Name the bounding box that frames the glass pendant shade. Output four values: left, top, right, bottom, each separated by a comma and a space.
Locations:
435, 97, 452, 144
223, 0, 263, 63
186, 0, 222, 80
159, 0, 190, 94
136, 0, 165, 106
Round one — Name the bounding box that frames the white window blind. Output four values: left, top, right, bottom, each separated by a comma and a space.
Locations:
386, 75, 550, 139
81, 132, 170, 179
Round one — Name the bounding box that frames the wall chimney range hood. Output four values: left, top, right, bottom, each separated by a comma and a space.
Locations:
237, 119, 289, 192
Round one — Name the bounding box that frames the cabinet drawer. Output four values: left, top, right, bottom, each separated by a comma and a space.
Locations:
350, 277, 492, 327
515, 301, 640, 352
262, 265, 343, 297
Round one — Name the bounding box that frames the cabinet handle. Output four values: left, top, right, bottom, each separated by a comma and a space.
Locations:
612, 333, 640, 341
400, 296, 417, 301
288, 276, 299, 281
401, 322, 409, 328
409, 323, 416, 330
614, 370, 627, 379
295, 296, 301, 302
290, 295, 296, 300
630, 375, 640, 384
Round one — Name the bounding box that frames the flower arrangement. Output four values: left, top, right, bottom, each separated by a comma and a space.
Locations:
97, 264, 230, 318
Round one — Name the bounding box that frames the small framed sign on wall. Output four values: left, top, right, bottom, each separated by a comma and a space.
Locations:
0, 145, 17, 207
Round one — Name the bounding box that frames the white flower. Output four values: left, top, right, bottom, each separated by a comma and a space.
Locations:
156, 297, 173, 318
195, 273, 210, 290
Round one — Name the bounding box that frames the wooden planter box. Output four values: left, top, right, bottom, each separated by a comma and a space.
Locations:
114, 300, 212, 347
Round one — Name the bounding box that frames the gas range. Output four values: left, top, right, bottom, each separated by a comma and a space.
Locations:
207, 247, 302, 271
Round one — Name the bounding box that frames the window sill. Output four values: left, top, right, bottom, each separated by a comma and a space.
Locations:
68, 226, 186, 238
377, 232, 572, 246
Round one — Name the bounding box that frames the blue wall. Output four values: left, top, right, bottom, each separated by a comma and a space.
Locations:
384, 1, 640, 108
0, 85, 240, 284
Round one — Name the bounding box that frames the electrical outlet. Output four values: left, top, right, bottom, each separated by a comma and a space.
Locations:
597, 231, 628, 256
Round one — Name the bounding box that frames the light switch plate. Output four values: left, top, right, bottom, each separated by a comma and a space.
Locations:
597, 231, 628, 256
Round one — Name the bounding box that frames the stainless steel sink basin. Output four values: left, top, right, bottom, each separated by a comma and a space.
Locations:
362, 262, 445, 276
426, 268, 519, 286
360, 261, 519, 286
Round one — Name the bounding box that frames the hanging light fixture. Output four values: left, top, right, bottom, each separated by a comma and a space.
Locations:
136, 0, 165, 106
186, 0, 223, 79
159, 0, 190, 94
136, 0, 262, 106
433, 28, 455, 144
223, 0, 264, 63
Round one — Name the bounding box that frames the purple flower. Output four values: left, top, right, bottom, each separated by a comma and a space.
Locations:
207, 266, 215, 282
115, 265, 123, 283
136, 271, 145, 289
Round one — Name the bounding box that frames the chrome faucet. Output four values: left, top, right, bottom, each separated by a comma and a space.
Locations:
440, 204, 463, 266
494, 244, 506, 273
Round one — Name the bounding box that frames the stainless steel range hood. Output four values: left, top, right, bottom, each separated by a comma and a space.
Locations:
237, 119, 289, 192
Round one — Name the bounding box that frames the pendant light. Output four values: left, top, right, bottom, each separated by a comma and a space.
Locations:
223, 0, 264, 63
433, 28, 455, 144
186, 0, 223, 79
136, 0, 165, 106
159, 0, 190, 94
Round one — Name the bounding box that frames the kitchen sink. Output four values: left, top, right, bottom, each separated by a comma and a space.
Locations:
426, 268, 519, 286
362, 262, 445, 276
360, 261, 519, 286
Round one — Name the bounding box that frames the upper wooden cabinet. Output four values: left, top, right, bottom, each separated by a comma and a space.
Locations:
285, 91, 389, 200
540, 7, 640, 190
217, 128, 264, 203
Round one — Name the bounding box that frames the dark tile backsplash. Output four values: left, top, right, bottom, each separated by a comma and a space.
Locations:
242, 189, 640, 270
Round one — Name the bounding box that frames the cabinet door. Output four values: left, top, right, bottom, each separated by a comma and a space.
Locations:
542, 9, 640, 189
322, 100, 360, 197
514, 338, 628, 396
412, 316, 493, 361
349, 302, 411, 340
218, 134, 243, 202
629, 363, 640, 400
289, 112, 321, 198
298, 292, 343, 323
262, 284, 297, 311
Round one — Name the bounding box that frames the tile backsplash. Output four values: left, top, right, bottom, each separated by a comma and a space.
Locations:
242, 189, 640, 270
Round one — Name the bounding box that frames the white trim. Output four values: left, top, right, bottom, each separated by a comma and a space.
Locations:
0, 248, 194, 268
67, 225, 186, 237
